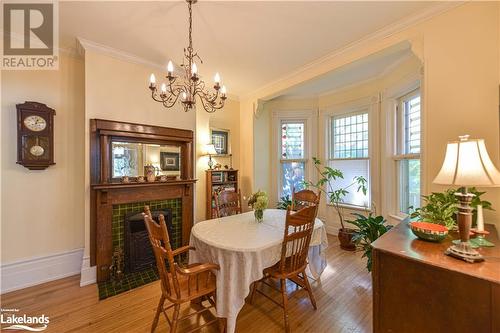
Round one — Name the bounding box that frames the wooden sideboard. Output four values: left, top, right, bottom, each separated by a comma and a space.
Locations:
371, 222, 500, 333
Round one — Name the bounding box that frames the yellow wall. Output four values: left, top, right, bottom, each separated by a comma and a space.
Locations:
1, 53, 85, 262
244, 2, 500, 225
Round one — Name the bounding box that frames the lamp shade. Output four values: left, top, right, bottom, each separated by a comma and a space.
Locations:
433, 136, 500, 187
204, 144, 217, 155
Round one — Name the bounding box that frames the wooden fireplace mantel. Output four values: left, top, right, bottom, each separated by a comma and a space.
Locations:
91, 179, 197, 190
90, 119, 195, 282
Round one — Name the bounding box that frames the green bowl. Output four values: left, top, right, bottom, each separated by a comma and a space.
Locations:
410, 222, 448, 242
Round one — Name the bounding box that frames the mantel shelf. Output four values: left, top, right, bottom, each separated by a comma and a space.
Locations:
91, 179, 197, 190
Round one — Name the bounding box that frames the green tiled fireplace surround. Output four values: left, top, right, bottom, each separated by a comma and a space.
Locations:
98, 198, 182, 300
112, 198, 182, 251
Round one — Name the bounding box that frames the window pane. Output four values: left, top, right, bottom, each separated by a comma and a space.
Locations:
331, 112, 368, 159
328, 159, 369, 207
399, 159, 421, 213
281, 162, 305, 197
404, 95, 420, 154
281, 122, 304, 159
112, 142, 142, 177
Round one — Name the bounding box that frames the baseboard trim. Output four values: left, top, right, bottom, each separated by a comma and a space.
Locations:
318, 215, 340, 236
0, 248, 84, 294
79, 256, 96, 287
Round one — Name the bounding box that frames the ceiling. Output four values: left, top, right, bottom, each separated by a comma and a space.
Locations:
275, 42, 416, 99
60, 1, 441, 96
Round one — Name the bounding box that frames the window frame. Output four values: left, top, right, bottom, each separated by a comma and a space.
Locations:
393, 88, 421, 217
278, 119, 308, 198
271, 109, 316, 204
327, 108, 371, 210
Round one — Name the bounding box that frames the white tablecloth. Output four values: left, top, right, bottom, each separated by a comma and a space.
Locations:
189, 209, 328, 333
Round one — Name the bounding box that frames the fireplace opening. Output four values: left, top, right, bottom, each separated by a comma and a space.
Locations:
124, 209, 173, 273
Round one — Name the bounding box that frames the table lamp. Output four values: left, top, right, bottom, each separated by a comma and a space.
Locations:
433, 135, 500, 262
204, 144, 217, 170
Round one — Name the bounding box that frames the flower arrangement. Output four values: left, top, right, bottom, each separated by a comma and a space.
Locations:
248, 190, 268, 222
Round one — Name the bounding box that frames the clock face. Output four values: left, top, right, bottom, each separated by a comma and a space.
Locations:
23, 115, 47, 132
30, 145, 45, 157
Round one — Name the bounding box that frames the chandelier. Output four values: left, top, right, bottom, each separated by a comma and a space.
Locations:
148, 0, 227, 113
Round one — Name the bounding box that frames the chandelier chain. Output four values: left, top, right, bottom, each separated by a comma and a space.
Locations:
148, 0, 227, 113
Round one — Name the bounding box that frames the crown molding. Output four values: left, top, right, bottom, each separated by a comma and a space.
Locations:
245, 1, 464, 101
76, 37, 167, 71
76, 37, 240, 101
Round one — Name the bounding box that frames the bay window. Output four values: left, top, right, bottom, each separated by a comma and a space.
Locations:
329, 111, 370, 208
394, 90, 421, 214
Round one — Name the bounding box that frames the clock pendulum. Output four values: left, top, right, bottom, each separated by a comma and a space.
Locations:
30, 136, 45, 157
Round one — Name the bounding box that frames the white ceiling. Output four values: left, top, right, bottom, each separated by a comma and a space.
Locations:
275, 42, 415, 98
60, 1, 440, 96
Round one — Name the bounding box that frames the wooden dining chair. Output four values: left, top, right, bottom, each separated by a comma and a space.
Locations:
249, 206, 318, 333
214, 190, 242, 218
291, 189, 321, 216
143, 206, 222, 333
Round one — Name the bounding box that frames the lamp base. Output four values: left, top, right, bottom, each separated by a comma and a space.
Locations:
445, 242, 484, 263
452, 239, 479, 249
470, 236, 495, 247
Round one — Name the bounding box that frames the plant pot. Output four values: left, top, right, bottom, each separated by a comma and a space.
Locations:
338, 228, 356, 251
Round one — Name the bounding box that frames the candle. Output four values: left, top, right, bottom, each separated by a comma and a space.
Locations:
476, 204, 484, 232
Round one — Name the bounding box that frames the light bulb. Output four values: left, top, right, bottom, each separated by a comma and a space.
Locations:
161, 83, 167, 93
149, 73, 156, 85
221, 85, 227, 95
191, 63, 198, 75
182, 92, 187, 100
167, 61, 173, 73
214, 72, 221, 83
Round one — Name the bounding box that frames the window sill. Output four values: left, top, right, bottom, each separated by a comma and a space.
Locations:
388, 214, 409, 222
326, 203, 371, 212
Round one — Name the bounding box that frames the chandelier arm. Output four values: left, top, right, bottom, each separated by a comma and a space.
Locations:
163, 92, 182, 108
198, 95, 217, 113
197, 87, 220, 104
151, 90, 166, 103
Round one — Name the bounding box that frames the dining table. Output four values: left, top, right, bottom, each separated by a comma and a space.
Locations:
188, 208, 329, 333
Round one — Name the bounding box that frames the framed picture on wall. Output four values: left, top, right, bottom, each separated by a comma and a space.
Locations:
160, 152, 180, 171
211, 128, 230, 155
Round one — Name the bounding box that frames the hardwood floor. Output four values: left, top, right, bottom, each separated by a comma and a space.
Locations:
1, 236, 372, 332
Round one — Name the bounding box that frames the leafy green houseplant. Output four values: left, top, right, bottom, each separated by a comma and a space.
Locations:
304, 157, 367, 251
276, 195, 293, 210
410, 187, 493, 230
348, 213, 392, 272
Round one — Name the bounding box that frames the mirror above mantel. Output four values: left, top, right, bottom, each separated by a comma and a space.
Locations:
111, 141, 182, 179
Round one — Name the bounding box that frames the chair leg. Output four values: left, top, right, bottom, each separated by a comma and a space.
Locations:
249, 280, 259, 304
170, 304, 180, 333
280, 279, 290, 333
218, 317, 227, 333
151, 294, 165, 333
302, 270, 317, 310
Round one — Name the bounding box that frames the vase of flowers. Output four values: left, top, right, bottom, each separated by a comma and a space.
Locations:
248, 190, 268, 223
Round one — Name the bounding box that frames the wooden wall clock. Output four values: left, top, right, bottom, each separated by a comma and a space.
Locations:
16, 102, 55, 170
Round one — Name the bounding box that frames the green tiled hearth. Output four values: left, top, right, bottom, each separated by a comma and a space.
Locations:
111, 199, 182, 250
97, 199, 182, 299
98, 268, 159, 300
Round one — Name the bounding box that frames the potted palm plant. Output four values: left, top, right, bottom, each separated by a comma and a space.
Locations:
304, 157, 367, 251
